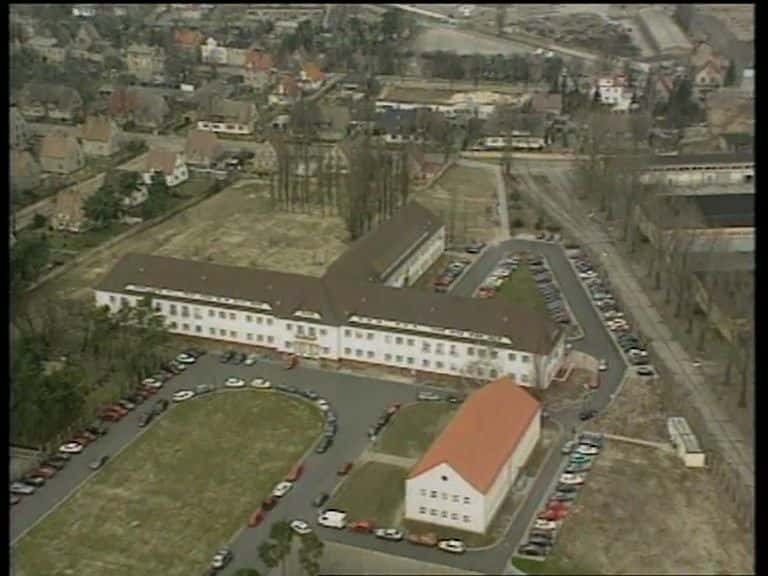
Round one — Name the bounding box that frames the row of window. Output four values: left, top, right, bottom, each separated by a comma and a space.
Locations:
417, 507, 471, 523
168, 322, 277, 344
420, 490, 471, 504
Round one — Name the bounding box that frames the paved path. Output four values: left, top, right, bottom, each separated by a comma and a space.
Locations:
602, 433, 674, 452
363, 451, 418, 468
509, 159, 754, 495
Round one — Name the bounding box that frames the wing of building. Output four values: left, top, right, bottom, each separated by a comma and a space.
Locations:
94, 201, 566, 386
405, 378, 541, 533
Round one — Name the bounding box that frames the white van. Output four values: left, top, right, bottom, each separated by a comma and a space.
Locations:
317, 510, 347, 529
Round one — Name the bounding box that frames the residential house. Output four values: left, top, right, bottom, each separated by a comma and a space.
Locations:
27, 36, 67, 63
592, 77, 637, 113
374, 108, 422, 144
10, 107, 31, 150
109, 87, 170, 130
81, 116, 122, 157
125, 44, 166, 83
300, 61, 326, 92
143, 149, 189, 187
251, 141, 279, 176
197, 98, 255, 135
73, 22, 101, 52
120, 185, 149, 209
52, 185, 91, 232
244, 50, 274, 89
322, 140, 354, 175
185, 129, 224, 167
10, 150, 42, 193
225, 39, 251, 67
693, 60, 724, 99
405, 379, 540, 534
315, 104, 351, 142
20, 84, 83, 122
201, 37, 228, 64
529, 92, 563, 116
173, 28, 204, 53
339, 72, 368, 99
269, 75, 300, 106
39, 133, 85, 174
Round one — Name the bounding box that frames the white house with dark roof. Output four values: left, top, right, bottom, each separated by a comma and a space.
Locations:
143, 149, 188, 187
94, 202, 566, 387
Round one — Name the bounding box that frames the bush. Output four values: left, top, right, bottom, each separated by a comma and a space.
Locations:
32, 213, 47, 229
546, 224, 561, 232
511, 217, 525, 228
508, 190, 521, 201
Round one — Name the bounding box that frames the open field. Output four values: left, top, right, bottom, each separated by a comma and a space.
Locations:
330, 462, 409, 527
29, 180, 350, 305
592, 374, 668, 443
417, 166, 501, 244
517, 441, 753, 574
15, 391, 323, 576
374, 403, 458, 459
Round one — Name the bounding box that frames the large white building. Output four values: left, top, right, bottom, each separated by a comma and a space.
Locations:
405, 379, 541, 533
640, 151, 754, 187
94, 202, 566, 387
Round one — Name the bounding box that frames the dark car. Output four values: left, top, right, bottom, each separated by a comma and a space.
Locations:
377, 414, 390, 428
125, 393, 144, 405
324, 423, 337, 438
231, 352, 246, 365
275, 383, 291, 393
518, 544, 546, 557
551, 491, 577, 502
23, 475, 46, 487
89, 455, 109, 470
138, 412, 154, 428
186, 347, 206, 358
286, 386, 300, 395
312, 493, 329, 508
579, 409, 598, 421
42, 458, 67, 470
326, 411, 337, 424
303, 389, 319, 400
219, 350, 235, 364
555, 483, 579, 493
465, 241, 486, 254
85, 423, 108, 437
528, 536, 553, 548
152, 399, 169, 415
447, 394, 465, 404
316, 437, 332, 454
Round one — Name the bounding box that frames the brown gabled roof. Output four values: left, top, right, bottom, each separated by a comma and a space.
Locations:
82, 116, 116, 142
408, 379, 540, 493
245, 50, 273, 72
279, 75, 300, 97
145, 148, 182, 175
173, 28, 203, 47
302, 61, 325, 83
40, 133, 81, 159
10, 150, 40, 179
185, 129, 223, 163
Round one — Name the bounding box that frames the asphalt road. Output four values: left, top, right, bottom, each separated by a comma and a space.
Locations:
11, 239, 627, 575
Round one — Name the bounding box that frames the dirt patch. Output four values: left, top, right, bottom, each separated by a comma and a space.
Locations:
417, 166, 501, 244
592, 375, 669, 443
29, 180, 349, 304
547, 442, 753, 575
541, 367, 593, 410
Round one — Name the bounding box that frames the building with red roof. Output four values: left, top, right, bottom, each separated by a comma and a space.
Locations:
405, 378, 541, 533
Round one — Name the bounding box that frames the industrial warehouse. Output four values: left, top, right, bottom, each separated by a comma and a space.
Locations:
95, 201, 566, 387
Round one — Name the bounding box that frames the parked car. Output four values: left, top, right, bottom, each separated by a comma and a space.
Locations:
262, 496, 278, 511
564, 463, 591, 474
11, 494, 21, 505
555, 483, 579, 493
561, 440, 575, 454
142, 377, 163, 389
374, 528, 404, 541
10, 482, 35, 495
407, 532, 438, 547
438, 539, 466, 554
248, 508, 265, 527
286, 464, 304, 482
290, 519, 313, 535
232, 352, 246, 365
89, 455, 109, 470
175, 353, 196, 364
172, 390, 195, 402
447, 394, 465, 404
22, 475, 46, 487
35, 465, 58, 478
518, 544, 546, 557
210, 548, 233, 570
551, 491, 577, 502
219, 350, 235, 363
195, 384, 212, 396
386, 403, 402, 415
579, 409, 598, 421
533, 519, 559, 531
224, 377, 245, 388
338, 462, 353, 476
324, 423, 337, 438
636, 366, 656, 377
348, 520, 373, 534
576, 444, 600, 455
42, 457, 67, 470
465, 241, 486, 254
316, 398, 330, 411
312, 493, 329, 508
138, 411, 154, 427
303, 389, 319, 400
271, 481, 293, 498
598, 358, 608, 371
152, 399, 169, 415
250, 377, 272, 389
244, 353, 259, 366
59, 442, 83, 454
417, 391, 441, 401
316, 437, 332, 453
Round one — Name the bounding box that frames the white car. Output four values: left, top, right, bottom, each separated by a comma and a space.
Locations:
10, 482, 36, 495
224, 377, 245, 388
142, 377, 163, 389
250, 378, 272, 389
272, 481, 293, 498
533, 519, 558, 531
59, 441, 84, 454
598, 359, 608, 371
172, 390, 195, 403
577, 445, 599, 455
210, 548, 233, 570
438, 539, 466, 554
244, 353, 259, 366
316, 399, 330, 411
374, 528, 404, 541
175, 353, 196, 364
579, 271, 597, 279
290, 519, 313, 535
417, 391, 441, 401
559, 473, 586, 485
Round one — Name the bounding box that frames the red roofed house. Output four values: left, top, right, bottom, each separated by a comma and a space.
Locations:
269, 74, 300, 106
405, 378, 541, 533
300, 61, 326, 92
173, 28, 204, 51
244, 50, 274, 88
143, 148, 188, 187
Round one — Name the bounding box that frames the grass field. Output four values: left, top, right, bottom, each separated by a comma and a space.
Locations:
521, 441, 753, 574
374, 403, 458, 459
15, 391, 323, 576
330, 462, 408, 527
496, 265, 547, 313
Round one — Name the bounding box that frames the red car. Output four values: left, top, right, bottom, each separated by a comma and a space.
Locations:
348, 521, 373, 534
338, 462, 353, 476
262, 496, 278, 511
135, 387, 154, 399
538, 508, 567, 521
108, 405, 129, 416
248, 508, 266, 527
407, 532, 438, 547
35, 466, 57, 479
284, 355, 298, 370
548, 500, 570, 511
286, 464, 304, 482
101, 411, 122, 422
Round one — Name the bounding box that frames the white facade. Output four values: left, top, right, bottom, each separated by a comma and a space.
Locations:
404, 411, 540, 533
196, 119, 253, 135
142, 155, 189, 188
385, 227, 445, 288
201, 38, 227, 64
641, 161, 754, 186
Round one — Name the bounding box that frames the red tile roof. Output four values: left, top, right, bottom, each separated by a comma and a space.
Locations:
408, 378, 540, 493
302, 61, 325, 83
146, 148, 182, 175
174, 28, 203, 47
245, 50, 273, 72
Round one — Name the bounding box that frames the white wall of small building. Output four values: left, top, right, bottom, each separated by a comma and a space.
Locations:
385, 227, 445, 288
196, 120, 253, 135
405, 463, 486, 533
640, 165, 754, 186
